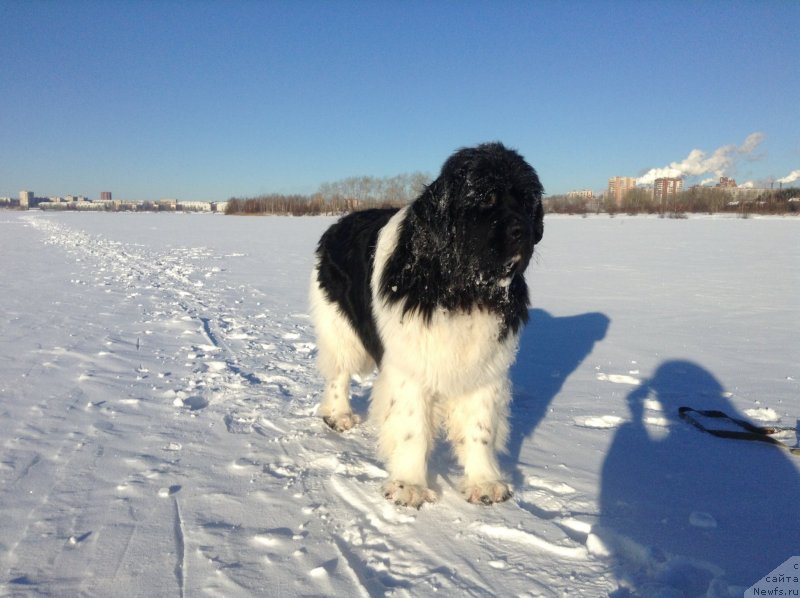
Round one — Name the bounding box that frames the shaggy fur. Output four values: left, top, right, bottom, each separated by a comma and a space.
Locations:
310, 142, 544, 507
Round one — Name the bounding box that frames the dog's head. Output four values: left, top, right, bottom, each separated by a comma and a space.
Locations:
382, 143, 543, 334
417, 142, 544, 282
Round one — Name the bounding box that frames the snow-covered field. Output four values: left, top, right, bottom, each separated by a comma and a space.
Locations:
1, 210, 798, 597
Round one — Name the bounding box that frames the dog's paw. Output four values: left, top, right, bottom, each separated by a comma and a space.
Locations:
322, 412, 360, 432
383, 480, 437, 509
463, 480, 512, 505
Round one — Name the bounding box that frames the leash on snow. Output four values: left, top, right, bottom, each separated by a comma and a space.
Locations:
678, 407, 800, 456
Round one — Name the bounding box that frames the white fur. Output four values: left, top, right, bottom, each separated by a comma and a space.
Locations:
309, 266, 374, 431
311, 207, 520, 507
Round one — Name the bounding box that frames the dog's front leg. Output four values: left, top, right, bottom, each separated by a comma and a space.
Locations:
372, 364, 436, 508
446, 382, 512, 505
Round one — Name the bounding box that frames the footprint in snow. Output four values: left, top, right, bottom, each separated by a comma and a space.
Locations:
176, 395, 208, 411
230, 457, 260, 473
224, 412, 255, 434
157, 484, 182, 497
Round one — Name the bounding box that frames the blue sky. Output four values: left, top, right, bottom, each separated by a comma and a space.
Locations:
2, 0, 798, 201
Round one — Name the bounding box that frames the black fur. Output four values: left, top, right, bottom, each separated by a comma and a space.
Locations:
316, 142, 544, 361
316, 208, 398, 364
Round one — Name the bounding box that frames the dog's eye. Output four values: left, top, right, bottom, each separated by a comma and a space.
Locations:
482, 193, 497, 208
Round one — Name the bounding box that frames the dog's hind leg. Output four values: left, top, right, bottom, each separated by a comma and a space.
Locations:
319, 369, 360, 432
310, 269, 371, 432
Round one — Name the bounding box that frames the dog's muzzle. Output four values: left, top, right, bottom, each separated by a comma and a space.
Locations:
503, 255, 522, 275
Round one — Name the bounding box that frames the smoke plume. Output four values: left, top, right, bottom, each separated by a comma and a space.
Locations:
777, 169, 800, 185
636, 132, 766, 186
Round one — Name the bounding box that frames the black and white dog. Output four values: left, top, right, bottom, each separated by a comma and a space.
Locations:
310, 143, 544, 508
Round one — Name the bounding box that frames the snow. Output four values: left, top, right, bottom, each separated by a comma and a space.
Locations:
1, 211, 798, 596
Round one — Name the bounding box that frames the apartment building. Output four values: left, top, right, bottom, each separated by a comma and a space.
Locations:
654, 177, 683, 203
607, 176, 636, 205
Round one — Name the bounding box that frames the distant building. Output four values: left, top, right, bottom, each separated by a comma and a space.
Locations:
717, 177, 737, 188
607, 177, 636, 205
74, 201, 105, 211
567, 189, 594, 200
100, 191, 112, 201
19, 190, 33, 209
157, 199, 177, 211
39, 202, 68, 211
654, 177, 683, 203
178, 201, 212, 212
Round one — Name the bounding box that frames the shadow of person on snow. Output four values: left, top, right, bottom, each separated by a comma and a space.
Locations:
505, 308, 610, 485
595, 360, 800, 594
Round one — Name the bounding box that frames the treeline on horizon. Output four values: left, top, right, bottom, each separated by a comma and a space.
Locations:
226, 174, 800, 217
546, 186, 800, 216
225, 173, 430, 216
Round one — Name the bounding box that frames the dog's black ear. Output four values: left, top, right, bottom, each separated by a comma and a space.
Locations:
409, 178, 451, 249
438, 147, 479, 200
413, 158, 465, 225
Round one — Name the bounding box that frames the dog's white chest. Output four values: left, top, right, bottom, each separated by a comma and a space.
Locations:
379, 306, 518, 396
